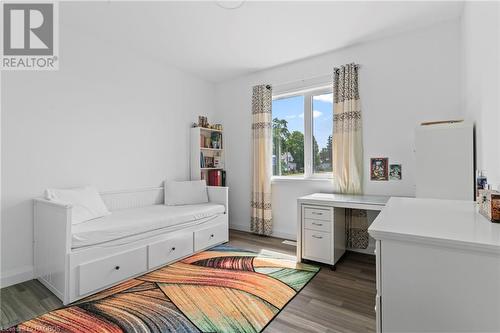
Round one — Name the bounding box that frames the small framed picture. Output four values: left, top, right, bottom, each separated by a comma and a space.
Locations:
389, 164, 402, 180
370, 158, 388, 181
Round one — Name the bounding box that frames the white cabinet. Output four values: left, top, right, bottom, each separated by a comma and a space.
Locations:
299, 204, 344, 268
369, 197, 500, 333
416, 121, 474, 200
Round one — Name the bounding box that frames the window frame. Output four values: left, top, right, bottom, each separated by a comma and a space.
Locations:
271, 85, 333, 181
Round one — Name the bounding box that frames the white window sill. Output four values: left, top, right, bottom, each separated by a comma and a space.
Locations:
271, 176, 333, 184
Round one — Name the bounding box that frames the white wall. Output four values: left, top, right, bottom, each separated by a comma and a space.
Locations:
216, 20, 462, 240
1, 24, 215, 286
462, 2, 500, 189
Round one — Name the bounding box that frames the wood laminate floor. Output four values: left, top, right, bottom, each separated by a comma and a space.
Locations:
0, 230, 376, 332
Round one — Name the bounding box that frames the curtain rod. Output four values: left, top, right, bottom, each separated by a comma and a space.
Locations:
271, 73, 332, 90
270, 63, 361, 89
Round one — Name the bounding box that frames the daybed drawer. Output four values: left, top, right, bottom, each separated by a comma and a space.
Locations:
148, 233, 193, 269
78, 247, 147, 296
194, 222, 228, 251
303, 229, 332, 263
304, 218, 332, 233
304, 207, 331, 221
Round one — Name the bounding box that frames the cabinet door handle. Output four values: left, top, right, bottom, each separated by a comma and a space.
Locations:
312, 222, 323, 226
171, 247, 176, 251
210, 234, 214, 238
312, 235, 323, 239
115, 266, 120, 270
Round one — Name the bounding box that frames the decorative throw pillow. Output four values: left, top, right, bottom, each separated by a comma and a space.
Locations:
164, 180, 209, 206
45, 186, 111, 224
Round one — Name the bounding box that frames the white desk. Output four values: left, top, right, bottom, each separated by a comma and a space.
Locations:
297, 193, 389, 268
369, 197, 500, 333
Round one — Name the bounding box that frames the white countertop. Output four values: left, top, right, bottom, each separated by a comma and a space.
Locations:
298, 193, 390, 210
368, 197, 500, 253
298, 193, 390, 205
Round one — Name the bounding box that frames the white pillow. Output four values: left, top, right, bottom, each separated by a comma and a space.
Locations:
164, 180, 208, 206
45, 186, 111, 224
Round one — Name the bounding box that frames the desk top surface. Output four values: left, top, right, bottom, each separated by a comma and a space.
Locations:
369, 197, 500, 253
298, 193, 390, 207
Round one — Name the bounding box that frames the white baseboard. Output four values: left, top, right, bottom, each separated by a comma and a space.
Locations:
229, 223, 296, 241
0, 265, 34, 288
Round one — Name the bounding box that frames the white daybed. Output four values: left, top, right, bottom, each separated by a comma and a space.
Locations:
34, 186, 228, 305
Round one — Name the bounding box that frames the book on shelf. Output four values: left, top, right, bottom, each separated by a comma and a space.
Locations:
207, 169, 224, 186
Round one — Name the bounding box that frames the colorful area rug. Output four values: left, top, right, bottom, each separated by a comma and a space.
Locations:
9, 245, 319, 333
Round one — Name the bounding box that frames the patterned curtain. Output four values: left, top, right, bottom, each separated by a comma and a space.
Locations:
250, 85, 273, 235
332, 63, 368, 249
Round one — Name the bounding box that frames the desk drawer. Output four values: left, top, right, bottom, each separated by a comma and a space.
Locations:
78, 247, 147, 296
304, 207, 331, 221
148, 233, 193, 269
194, 222, 228, 251
303, 229, 332, 263
304, 218, 332, 233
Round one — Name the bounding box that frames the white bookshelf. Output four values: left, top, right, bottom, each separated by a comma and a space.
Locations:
190, 127, 225, 184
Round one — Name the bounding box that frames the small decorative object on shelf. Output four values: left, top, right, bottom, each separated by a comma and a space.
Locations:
211, 132, 222, 149
478, 189, 500, 223
194, 117, 222, 131
214, 153, 223, 168
197, 115, 209, 128
203, 156, 215, 168
476, 170, 488, 198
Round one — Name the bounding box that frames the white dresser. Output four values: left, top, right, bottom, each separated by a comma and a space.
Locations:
369, 197, 500, 333
297, 193, 389, 269
415, 122, 474, 200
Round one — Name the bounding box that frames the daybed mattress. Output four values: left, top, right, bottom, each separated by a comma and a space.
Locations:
72, 203, 225, 249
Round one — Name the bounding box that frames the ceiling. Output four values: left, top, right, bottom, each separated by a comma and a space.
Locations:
61, 1, 464, 83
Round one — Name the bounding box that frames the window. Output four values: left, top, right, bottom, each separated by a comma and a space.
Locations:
272, 86, 333, 179
272, 95, 304, 177
312, 92, 333, 175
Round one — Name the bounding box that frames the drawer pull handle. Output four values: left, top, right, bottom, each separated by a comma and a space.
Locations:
312, 222, 323, 226
312, 212, 323, 215
210, 234, 214, 238
312, 235, 323, 239
171, 247, 176, 251
115, 266, 120, 270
